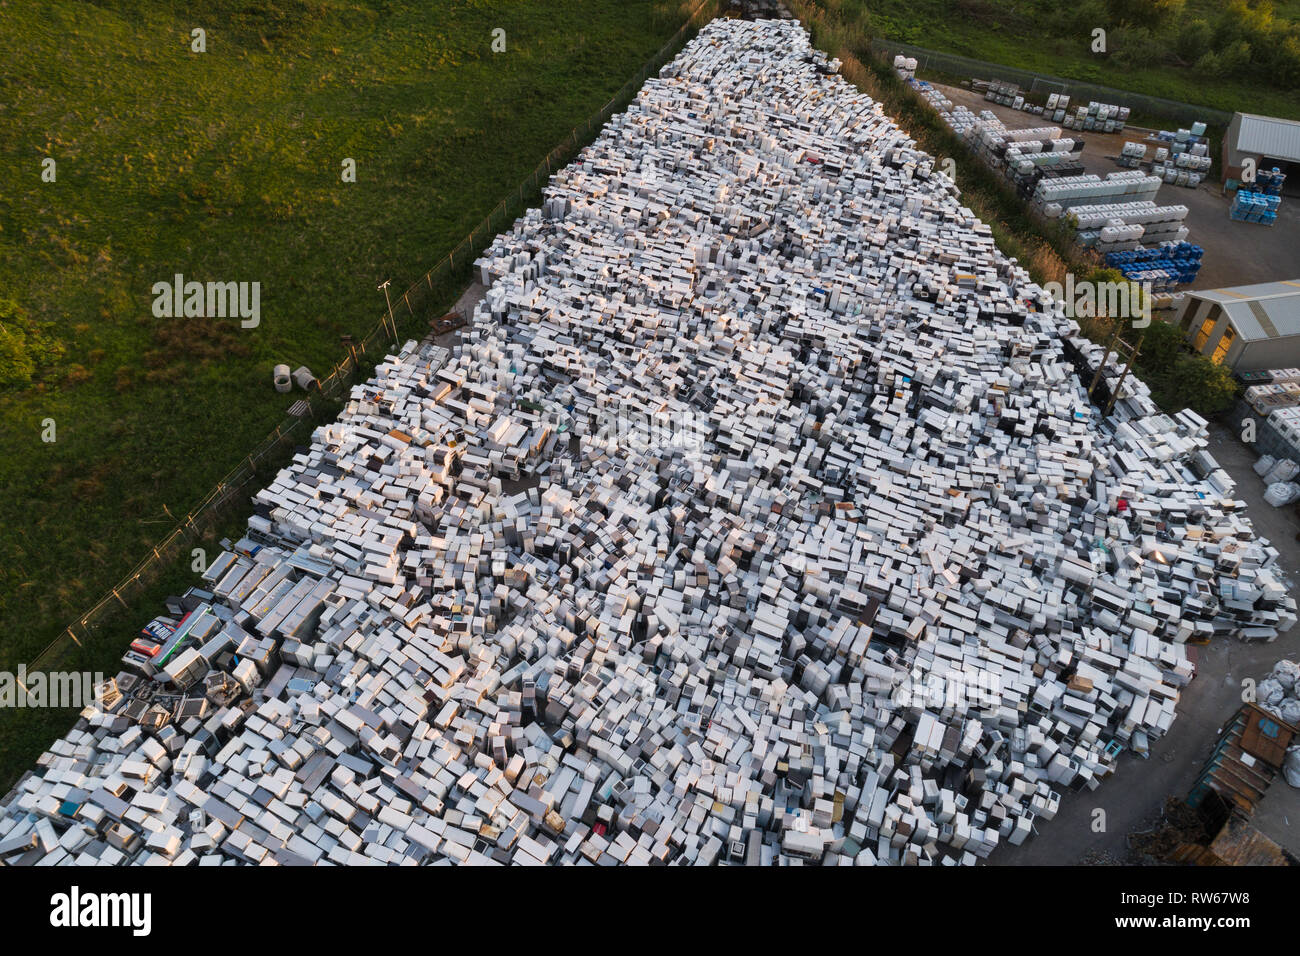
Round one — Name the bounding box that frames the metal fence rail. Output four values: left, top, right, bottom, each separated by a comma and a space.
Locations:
870, 39, 1234, 127
23, 0, 718, 677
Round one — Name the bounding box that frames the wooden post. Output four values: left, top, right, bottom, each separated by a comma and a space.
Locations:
1106, 336, 1142, 417
1086, 325, 1119, 401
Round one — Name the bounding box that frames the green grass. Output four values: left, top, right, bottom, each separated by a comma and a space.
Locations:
823, 0, 1300, 119
0, 0, 704, 789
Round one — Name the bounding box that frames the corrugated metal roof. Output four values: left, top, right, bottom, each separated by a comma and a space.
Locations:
1234, 113, 1300, 163
1195, 279, 1300, 301
1190, 280, 1300, 341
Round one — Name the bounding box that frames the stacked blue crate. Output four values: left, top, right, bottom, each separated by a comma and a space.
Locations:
1255, 167, 1287, 196
1104, 242, 1203, 290
1230, 189, 1281, 224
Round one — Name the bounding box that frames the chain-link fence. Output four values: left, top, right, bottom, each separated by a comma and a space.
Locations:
22, 0, 718, 679
870, 39, 1233, 128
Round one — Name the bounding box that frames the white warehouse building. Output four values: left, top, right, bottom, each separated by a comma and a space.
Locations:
1175, 279, 1300, 370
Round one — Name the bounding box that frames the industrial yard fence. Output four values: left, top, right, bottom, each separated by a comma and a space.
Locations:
22, 0, 719, 679
870, 39, 1234, 128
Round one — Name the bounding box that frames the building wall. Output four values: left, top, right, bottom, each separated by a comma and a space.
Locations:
1187, 301, 1229, 357
1224, 115, 1240, 161
1174, 295, 1300, 370
1223, 113, 1247, 181
1235, 336, 1300, 372
1221, 114, 1300, 189
1178, 295, 1209, 334
1224, 158, 1257, 185
1223, 334, 1248, 368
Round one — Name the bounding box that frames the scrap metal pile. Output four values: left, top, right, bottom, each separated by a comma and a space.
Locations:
2, 18, 1294, 866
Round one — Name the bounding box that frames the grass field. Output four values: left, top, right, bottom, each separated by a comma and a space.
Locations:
0, 0, 702, 788
821, 0, 1300, 119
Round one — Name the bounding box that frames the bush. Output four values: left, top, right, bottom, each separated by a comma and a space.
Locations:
1167, 353, 1238, 416
1107, 0, 1185, 30
1137, 319, 1184, 373
1110, 25, 1155, 68
1217, 38, 1252, 76
1173, 19, 1213, 64
0, 297, 64, 390
1194, 49, 1221, 75
0, 323, 36, 389
1136, 321, 1238, 417
1261, 33, 1300, 87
